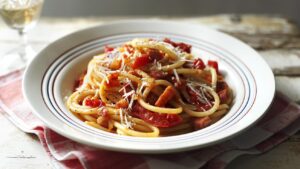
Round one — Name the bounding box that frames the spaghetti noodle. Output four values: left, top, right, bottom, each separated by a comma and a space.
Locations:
67, 38, 233, 137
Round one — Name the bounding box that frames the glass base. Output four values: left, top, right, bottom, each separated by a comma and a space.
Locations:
0, 45, 36, 76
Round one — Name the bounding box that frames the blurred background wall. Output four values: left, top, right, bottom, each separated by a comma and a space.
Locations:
42, 0, 300, 25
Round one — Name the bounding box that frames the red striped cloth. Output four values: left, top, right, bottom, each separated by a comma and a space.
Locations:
0, 70, 300, 169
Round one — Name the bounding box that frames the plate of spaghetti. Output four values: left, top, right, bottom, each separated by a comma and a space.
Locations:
23, 20, 275, 153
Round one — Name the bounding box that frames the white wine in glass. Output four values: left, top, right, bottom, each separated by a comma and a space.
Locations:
0, 0, 43, 74
0, 1, 42, 31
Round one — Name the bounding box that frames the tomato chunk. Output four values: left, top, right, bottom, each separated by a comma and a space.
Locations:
163, 38, 191, 53
104, 45, 114, 53
193, 58, 205, 69
85, 98, 105, 108
207, 60, 219, 73
176, 43, 192, 53
132, 54, 150, 69
105, 72, 120, 87
131, 104, 182, 128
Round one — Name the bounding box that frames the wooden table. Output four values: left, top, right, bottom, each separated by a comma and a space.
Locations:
1, 15, 300, 169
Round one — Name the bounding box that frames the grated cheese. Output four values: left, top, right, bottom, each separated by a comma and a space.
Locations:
173, 69, 180, 83
156, 61, 162, 70
122, 90, 135, 99
128, 93, 135, 110
187, 83, 209, 105
119, 54, 127, 71
200, 86, 212, 107
119, 84, 128, 92
119, 108, 134, 129
139, 81, 148, 93
126, 78, 135, 90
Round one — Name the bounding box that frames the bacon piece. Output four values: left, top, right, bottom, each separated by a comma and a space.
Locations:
217, 81, 229, 103
116, 99, 129, 109
109, 59, 121, 70
98, 108, 110, 119
97, 108, 111, 128
155, 86, 175, 107
193, 116, 212, 130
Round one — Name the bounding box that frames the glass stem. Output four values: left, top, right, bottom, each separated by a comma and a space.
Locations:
18, 29, 28, 62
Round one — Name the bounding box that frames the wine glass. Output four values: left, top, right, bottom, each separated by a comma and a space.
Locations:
0, 0, 43, 75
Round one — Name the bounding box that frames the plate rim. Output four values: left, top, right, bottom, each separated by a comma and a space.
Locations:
22, 19, 275, 153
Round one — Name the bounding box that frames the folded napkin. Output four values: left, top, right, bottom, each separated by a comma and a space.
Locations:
0, 70, 300, 169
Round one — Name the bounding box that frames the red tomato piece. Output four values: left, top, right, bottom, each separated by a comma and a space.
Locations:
85, 98, 105, 108
176, 43, 191, 53
193, 58, 205, 69
105, 72, 120, 87
85, 98, 93, 106
104, 45, 114, 53
131, 104, 182, 128
107, 80, 120, 87
163, 38, 177, 46
92, 99, 101, 107
207, 60, 219, 74
163, 38, 191, 53
132, 54, 150, 69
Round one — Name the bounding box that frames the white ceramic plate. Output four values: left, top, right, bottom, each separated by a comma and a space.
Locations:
23, 20, 275, 153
